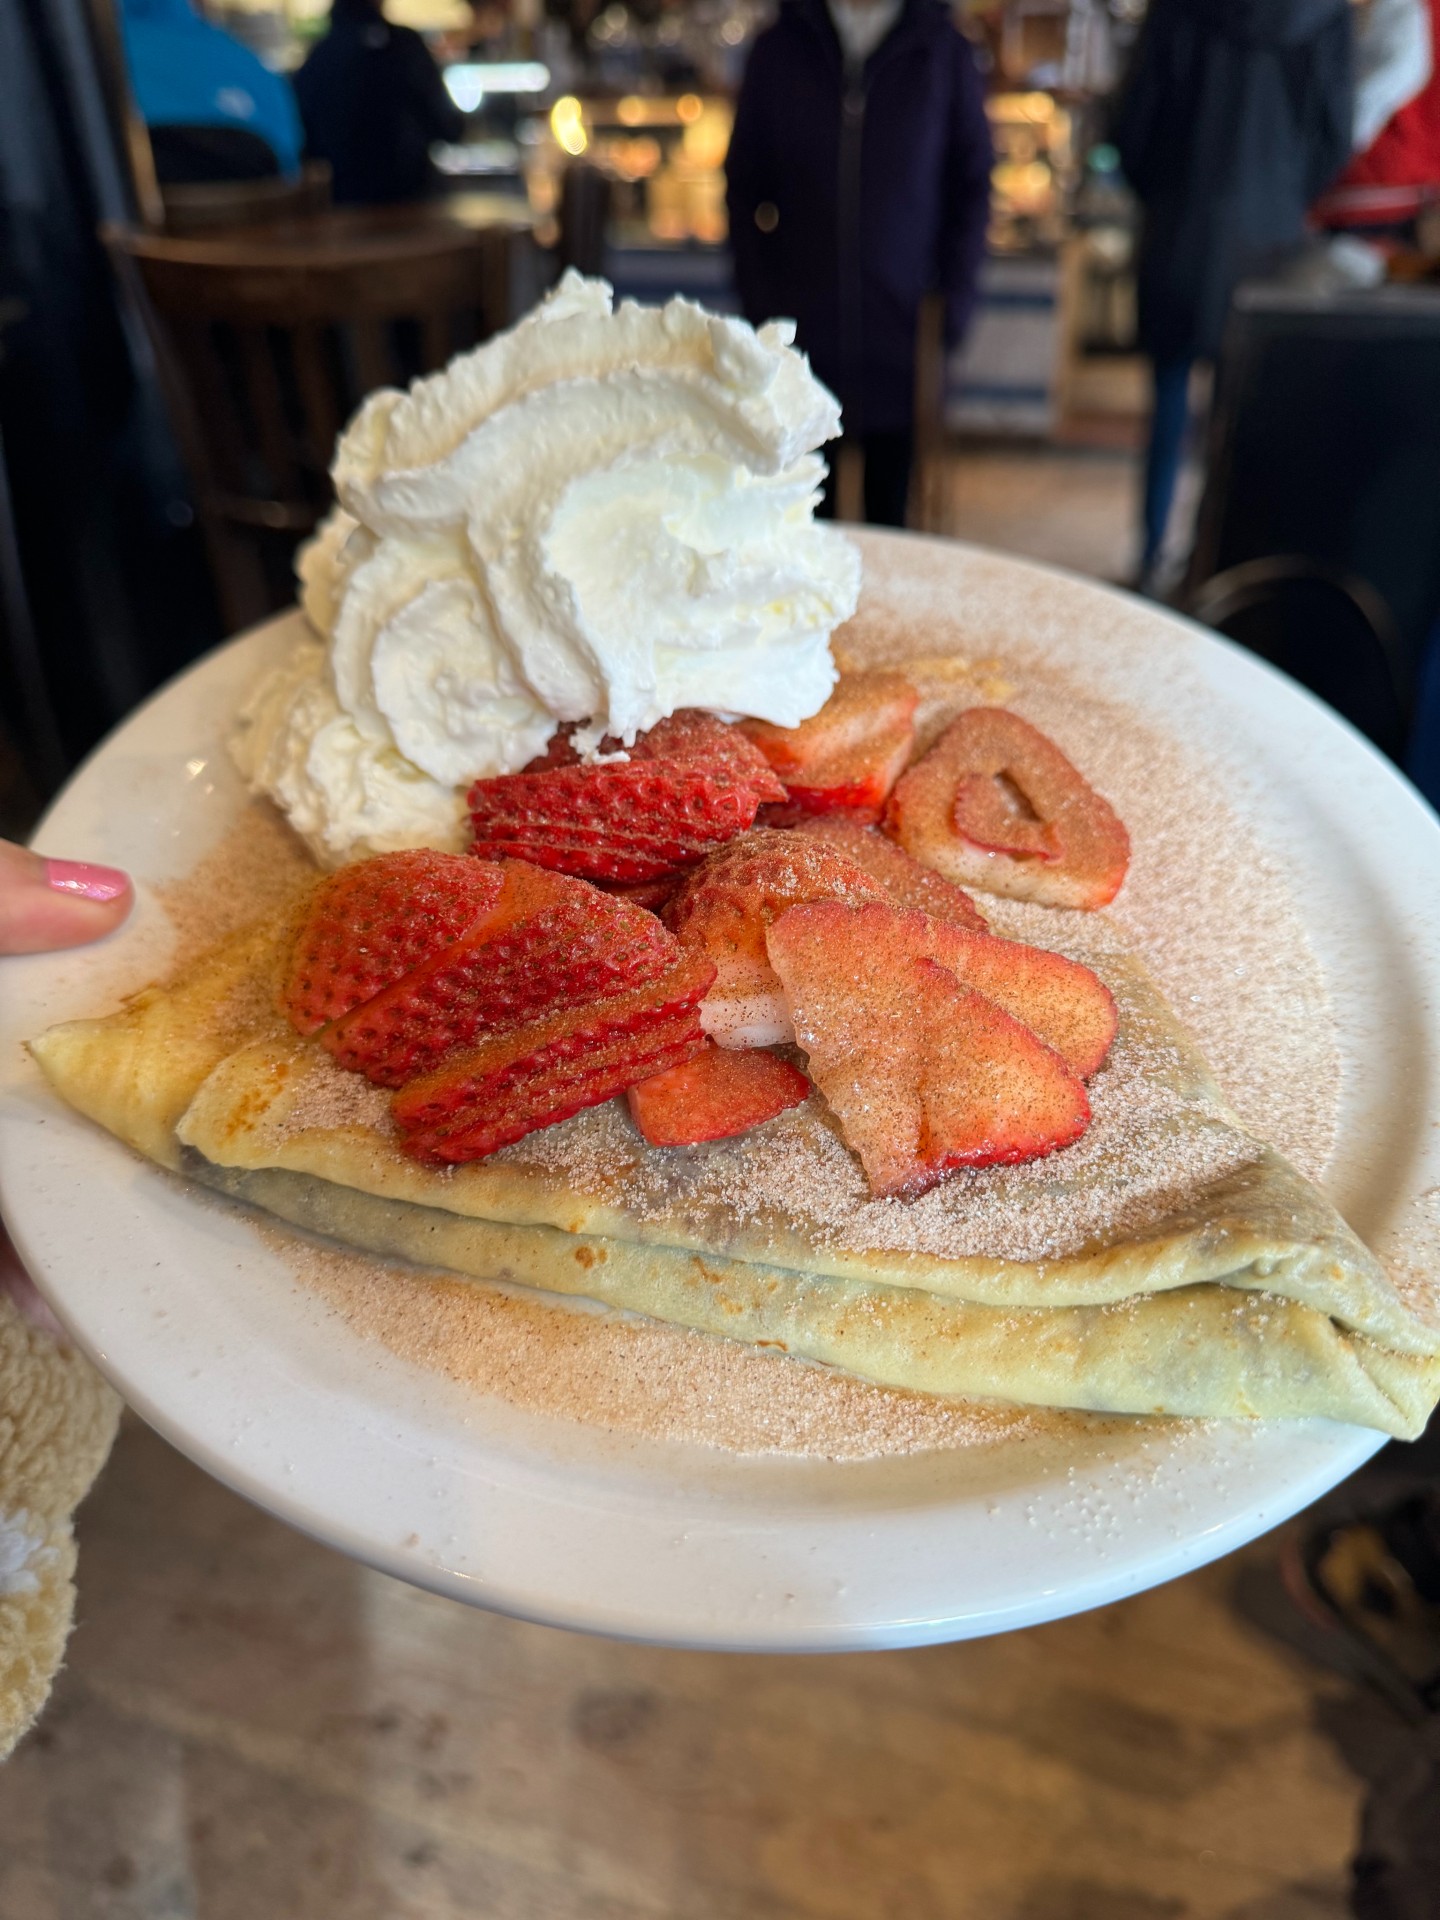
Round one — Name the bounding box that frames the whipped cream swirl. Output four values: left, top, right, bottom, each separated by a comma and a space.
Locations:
232, 272, 861, 867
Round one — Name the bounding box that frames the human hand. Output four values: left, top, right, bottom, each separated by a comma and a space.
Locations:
0, 838, 132, 954
0, 1234, 64, 1337
0, 836, 133, 1332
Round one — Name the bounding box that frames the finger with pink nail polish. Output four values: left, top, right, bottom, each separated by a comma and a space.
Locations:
44, 858, 133, 903
0, 837, 134, 954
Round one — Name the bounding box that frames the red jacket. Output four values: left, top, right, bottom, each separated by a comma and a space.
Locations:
1316, 0, 1440, 225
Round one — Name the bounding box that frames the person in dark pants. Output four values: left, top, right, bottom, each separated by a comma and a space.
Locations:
292, 0, 464, 207
725, 0, 991, 529
1112, 0, 1355, 587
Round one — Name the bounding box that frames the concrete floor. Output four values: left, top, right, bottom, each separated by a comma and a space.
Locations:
0, 443, 1408, 1919
924, 443, 1140, 585
0, 1425, 1370, 1920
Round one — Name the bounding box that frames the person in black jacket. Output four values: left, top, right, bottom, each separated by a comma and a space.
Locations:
292, 0, 464, 207
725, 0, 991, 527
1113, 0, 1354, 587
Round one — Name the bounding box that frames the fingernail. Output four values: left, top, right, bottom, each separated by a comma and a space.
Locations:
45, 858, 131, 903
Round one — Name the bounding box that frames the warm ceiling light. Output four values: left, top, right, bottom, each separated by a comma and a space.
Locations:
550, 95, 588, 157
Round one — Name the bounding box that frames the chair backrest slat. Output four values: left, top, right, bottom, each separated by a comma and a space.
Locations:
166, 316, 252, 501
421, 311, 452, 374
236, 323, 304, 499
349, 316, 399, 402
290, 321, 344, 477
104, 219, 516, 631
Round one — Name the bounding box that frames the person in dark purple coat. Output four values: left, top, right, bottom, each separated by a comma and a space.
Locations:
725, 0, 992, 527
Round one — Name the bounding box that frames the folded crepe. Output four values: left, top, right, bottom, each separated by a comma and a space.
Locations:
30, 910, 1440, 1438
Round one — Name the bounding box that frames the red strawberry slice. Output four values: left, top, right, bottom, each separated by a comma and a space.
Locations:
405, 1019, 705, 1163
468, 763, 761, 884
392, 950, 714, 1163
766, 904, 1089, 1197
283, 851, 505, 1038
885, 708, 1130, 910
526, 711, 787, 799
908, 959, 1090, 1186
665, 828, 888, 1048
595, 875, 684, 914
401, 1023, 706, 1164
952, 772, 1061, 860
626, 1042, 810, 1146
793, 816, 988, 932
521, 724, 586, 772
630, 708, 788, 802
764, 898, 1114, 1080
927, 924, 1115, 1080
320, 859, 678, 1088
740, 671, 919, 822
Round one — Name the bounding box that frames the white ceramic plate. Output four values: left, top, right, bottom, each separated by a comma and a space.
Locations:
4, 534, 1435, 1652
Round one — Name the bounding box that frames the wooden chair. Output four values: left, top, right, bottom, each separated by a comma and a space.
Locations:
160, 161, 334, 236
105, 217, 515, 631
1181, 282, 1440, 758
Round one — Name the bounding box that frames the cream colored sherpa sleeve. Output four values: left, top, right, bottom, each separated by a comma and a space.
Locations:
0, 1289, 121, 1760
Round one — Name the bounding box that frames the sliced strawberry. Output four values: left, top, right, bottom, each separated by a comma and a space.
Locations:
523, 711, 783, 799
793, 816, 989, 933
739, 671, 919, 821
952, 772, 1058, 859
766, 903, 1089, 1197
626, 1042, 810, 1146
909, 959, 1090, 1186
468, 763, 761, 884
595, 875, 683, 914
926, 925, 1115, 1080
320, 859, 678, 1088
392, 950, 714, 1163
283, 851, 505, 1038
764, 898, 1113, 1080
665, 828, 888, 1048
521, 724, 584, 772
401, 1023, 706, 1164
630, 708, 788, 802
816, 901, 1110, 1079
885, 708, 1130, 911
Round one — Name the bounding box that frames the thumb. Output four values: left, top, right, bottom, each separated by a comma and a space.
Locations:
0, 1227, 66, 1341
0, 839, 133, 955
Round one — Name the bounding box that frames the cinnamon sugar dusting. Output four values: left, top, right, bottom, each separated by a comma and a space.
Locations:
279, 1053, 394, 1138
268, 1229, 1066, 1459
156, 540, 1355, 1455
155, 800, 315, 969
487, 925, 1259, 1269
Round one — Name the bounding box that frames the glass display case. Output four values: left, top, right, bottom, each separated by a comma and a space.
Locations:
522, 92, 732, 250
987, 91, 1075, 255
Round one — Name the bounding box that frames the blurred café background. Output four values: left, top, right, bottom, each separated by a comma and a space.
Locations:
2, 0, 1438, 844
